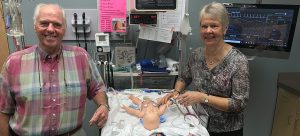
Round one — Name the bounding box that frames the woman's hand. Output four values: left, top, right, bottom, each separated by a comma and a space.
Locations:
176, 91, 204, 107
160, 89, 180, 105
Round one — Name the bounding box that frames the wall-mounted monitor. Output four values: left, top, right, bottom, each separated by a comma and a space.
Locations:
131, 0, 177, 12
224, 3, 299, 59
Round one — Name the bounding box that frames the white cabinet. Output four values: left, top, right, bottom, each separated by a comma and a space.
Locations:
272, 73, 300, 136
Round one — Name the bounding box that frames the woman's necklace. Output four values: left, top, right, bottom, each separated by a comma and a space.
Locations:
207, 58, 216, 66
205, 44, 226, 66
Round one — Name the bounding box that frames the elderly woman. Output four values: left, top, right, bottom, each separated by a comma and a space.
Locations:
162, 2, 250, 136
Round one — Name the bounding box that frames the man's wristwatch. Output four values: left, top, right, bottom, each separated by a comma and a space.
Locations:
100, 104, 110, 111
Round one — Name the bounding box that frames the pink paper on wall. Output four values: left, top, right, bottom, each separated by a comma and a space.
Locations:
99, 0, 127, 32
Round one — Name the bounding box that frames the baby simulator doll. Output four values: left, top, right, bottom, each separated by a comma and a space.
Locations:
121, 95, 170, 130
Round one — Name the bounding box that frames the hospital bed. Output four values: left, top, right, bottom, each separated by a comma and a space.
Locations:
101, 90, 209, 136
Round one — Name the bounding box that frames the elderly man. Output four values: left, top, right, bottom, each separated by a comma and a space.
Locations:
0, 3, 109, 136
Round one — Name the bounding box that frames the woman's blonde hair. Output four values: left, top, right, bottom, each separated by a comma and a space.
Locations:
199, 2, 229, 29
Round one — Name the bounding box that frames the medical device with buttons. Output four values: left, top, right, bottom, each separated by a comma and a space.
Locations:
129, 13, 157, 25
95, 33, 110, 53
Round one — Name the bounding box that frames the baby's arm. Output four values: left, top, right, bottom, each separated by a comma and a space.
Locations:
121, 105, 144, 118
128, 95, 142, 105
158, 101, 172, 116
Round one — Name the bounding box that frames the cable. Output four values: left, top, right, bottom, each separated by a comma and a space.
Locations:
103, 61, 108, 87
130, 65, 134, 89
21, 35, 25, 49
106, 54, 111, 88
103, 61, 107, 87
135, 35, 139, 55
82, 12, 87, 51
109, 58, 114, 88
73, 13, 80, 47
170, 98, 185, 115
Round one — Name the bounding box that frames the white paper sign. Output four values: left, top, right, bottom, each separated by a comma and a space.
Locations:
138, 25, 173, 43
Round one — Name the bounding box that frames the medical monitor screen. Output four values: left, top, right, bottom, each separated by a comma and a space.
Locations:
135, 0, 176, 10
224, 4, 299, 56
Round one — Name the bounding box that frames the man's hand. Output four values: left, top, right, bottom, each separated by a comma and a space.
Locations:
89, 105, 109, 128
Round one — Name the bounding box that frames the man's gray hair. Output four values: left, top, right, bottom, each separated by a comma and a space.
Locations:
33, 3, 66, 25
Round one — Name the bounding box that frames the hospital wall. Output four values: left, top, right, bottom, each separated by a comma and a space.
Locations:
2, 0, 300, 136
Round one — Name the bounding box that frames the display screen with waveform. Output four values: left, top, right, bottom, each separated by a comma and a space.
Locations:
224, 4, 299, 53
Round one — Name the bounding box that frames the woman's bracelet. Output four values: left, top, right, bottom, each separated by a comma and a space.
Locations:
173, 89, 181, 94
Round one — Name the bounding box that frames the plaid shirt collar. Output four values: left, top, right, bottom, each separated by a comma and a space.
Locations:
36, 45, 62, 62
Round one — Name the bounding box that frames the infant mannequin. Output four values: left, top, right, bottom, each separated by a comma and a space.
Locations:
121, 95, 170, 130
